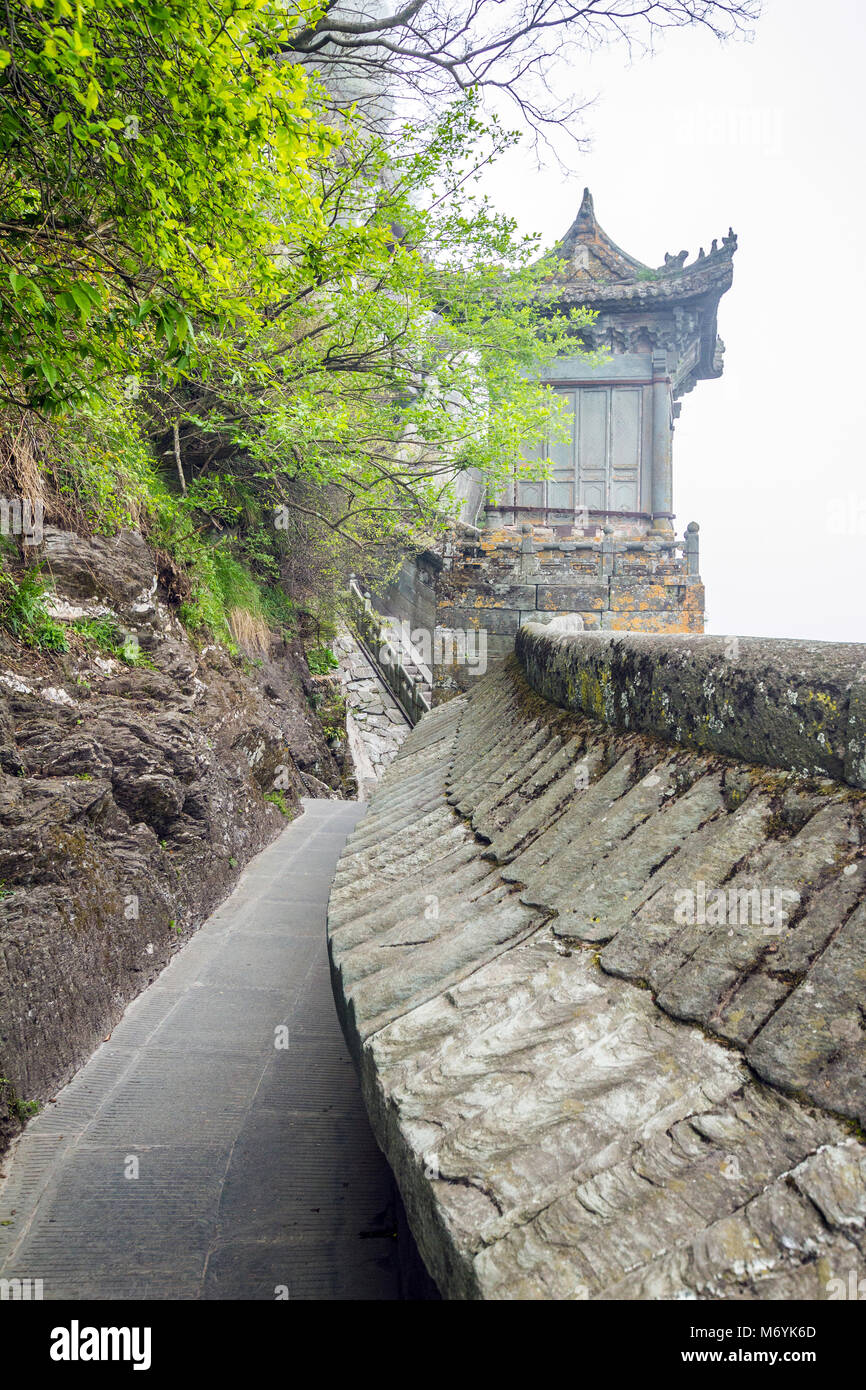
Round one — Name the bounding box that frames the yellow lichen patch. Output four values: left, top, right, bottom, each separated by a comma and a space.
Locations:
804, 689, 839, 715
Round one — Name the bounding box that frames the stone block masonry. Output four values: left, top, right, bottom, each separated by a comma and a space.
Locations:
334, 626, 410, 798
434, 524, 703, 699
327, 640, 866, 1300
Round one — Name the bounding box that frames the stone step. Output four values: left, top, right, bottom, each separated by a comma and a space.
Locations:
533, 770, 727, 944
655, 797, 859, 1029
328, 841, 482, 931
473, 735, 588, 845
342, 787, 448, 852
469, 726, 566, 829
450, 718, 556, 817
341, 892, 543, 1040
481, 740, 587, 862
329, 857, 499, 955
337, 882, 516, 989
333, 805, 456, 881
747, 896, 866, 1123
500, 747, 637, 886
329, 823, 472, 910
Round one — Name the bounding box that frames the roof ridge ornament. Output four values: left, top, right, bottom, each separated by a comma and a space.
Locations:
659, 230, 738, 276
575, 186, 596, 231
555, 187, 650, 283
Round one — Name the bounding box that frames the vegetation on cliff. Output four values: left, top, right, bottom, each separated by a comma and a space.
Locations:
0, 0, 600, 657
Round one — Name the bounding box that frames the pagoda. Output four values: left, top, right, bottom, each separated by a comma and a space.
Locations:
368, 191, 738, 701
489, 188, 737, 537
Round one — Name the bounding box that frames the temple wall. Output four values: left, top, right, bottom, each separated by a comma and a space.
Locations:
433, 523, 704, 699
372, 553, 439, 640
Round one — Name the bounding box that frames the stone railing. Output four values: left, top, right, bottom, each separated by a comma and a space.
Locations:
516, 625, 866, 789
450, 522, 699, 581
346, 577, 431, 727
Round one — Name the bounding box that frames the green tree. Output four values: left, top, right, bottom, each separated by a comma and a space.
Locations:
145, 94, 600, 551
0, 0, 336, 411
0, 3, 599, 621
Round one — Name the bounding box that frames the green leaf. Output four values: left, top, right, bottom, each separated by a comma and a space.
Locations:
69, 285, 95, 321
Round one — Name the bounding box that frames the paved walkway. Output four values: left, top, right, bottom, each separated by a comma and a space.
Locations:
0, 799, 406, 1300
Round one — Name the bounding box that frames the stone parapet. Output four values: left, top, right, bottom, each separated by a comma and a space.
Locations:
516, 627, 866, 789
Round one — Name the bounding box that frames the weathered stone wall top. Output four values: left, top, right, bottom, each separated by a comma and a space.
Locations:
517, 626, 866, 789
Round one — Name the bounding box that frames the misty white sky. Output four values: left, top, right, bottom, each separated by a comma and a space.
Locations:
477, 0, 865, 642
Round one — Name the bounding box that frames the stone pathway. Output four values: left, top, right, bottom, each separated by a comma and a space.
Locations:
0, 799, 406, 1301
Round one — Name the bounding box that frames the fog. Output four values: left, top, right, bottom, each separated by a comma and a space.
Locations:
478, 0, 866, 641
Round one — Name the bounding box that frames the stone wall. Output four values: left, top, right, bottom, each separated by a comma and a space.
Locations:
435, 523, 703, 699
516, 626, 866, 789
371, 552, 439, 642
327, 640, 866, 1300
334, 626, 410, 799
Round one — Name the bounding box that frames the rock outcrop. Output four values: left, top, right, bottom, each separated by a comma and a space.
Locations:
0, 528, 343, 1152
327, 647, 866, 1299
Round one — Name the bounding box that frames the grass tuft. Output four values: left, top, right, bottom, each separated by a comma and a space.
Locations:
0, 567, 68, 651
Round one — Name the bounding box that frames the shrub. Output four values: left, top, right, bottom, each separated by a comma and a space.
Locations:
72, 615, 154, 667
307, 646, 339, 675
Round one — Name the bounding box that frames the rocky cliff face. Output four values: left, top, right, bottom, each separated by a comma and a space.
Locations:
0, 527, 345, 1153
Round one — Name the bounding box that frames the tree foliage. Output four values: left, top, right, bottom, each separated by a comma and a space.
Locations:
1, 1, 599, 562
150, 96, 600, 549
0, 0, 337, 410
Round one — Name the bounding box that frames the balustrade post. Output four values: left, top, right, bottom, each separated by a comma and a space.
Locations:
685, 521, 700, 576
